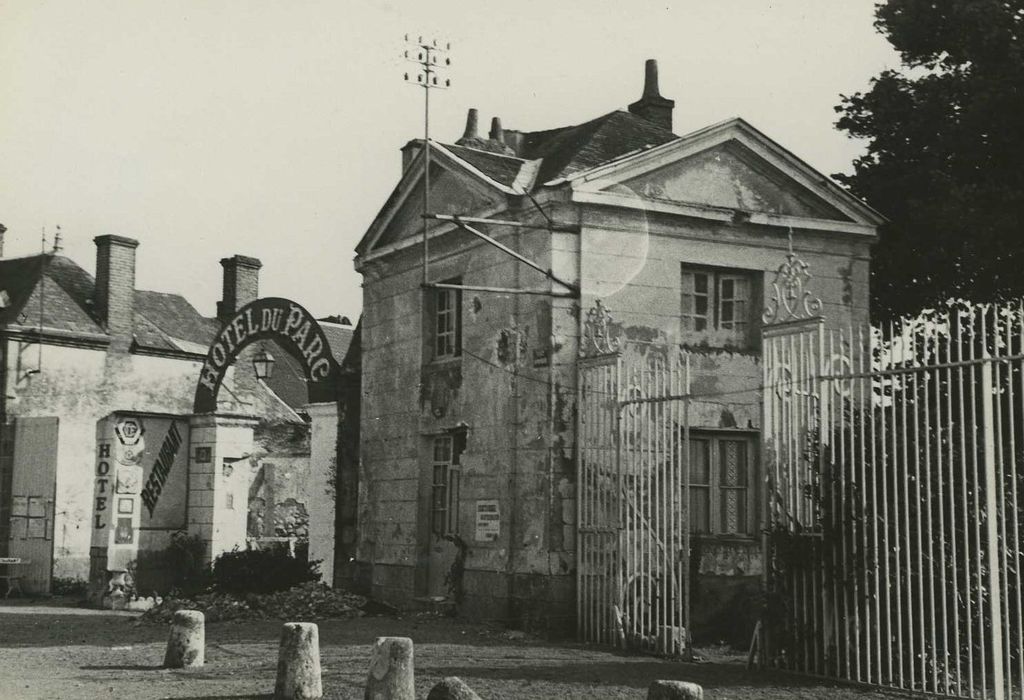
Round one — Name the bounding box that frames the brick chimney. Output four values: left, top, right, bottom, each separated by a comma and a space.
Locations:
93, 235, 139, 347
218, 255, 262, 321
628, 59, 675, 132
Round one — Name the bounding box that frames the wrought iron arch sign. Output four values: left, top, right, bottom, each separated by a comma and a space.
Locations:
193, 297, 341, 413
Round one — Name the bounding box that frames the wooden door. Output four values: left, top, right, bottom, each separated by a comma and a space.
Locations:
8, 417, 59, 594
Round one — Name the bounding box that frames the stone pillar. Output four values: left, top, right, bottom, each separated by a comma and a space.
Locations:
365, 637, 415, 700
164, 610, 205, 668
304, 402, 338, 586
187, 414, 257, 563
647, 680, 703, 699
274, 622, 323, 699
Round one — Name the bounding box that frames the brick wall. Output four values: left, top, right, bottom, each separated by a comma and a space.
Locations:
93, 234, 139, 349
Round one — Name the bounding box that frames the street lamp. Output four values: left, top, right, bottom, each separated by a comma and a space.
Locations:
252, 347, 275, 381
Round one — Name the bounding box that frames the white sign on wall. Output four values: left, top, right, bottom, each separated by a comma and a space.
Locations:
474, 500, 500, 542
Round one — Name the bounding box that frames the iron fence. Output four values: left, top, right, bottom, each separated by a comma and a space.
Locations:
763, 301, 1024, 699
577, 348, 692, 657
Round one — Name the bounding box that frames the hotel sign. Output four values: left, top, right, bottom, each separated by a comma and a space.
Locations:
193, 297, 341, 413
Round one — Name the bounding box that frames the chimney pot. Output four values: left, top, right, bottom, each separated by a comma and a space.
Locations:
462, 108, 479, 140
642, 59, 662, 99
489, 117, 504, 142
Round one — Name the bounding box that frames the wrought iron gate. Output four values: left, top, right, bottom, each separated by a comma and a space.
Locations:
763, 285, 1024, 698
577, 314, 693, 657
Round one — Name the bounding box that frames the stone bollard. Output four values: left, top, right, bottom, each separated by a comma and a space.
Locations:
364, 636, 415, 700
426, 676, 482, 700
163, 610, 205, 668
274, 622, 323, 700
647, 680, 704, 699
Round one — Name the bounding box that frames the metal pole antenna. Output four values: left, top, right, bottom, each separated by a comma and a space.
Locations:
404, 35, 451, 285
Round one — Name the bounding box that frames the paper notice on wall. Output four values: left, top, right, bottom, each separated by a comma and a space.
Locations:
474, 500, 500, 542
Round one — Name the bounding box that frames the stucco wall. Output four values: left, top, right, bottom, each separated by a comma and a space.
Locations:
5, 340, 206, 579
580, 208, 871, 577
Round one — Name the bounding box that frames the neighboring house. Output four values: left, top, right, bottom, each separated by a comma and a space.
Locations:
0, 233, 353, 594
352, 60, 883, 636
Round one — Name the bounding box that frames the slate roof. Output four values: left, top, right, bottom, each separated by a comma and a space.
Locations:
519, 110, 678, 184
445, 144, 526, 188
441, 110, 678, 192
0, 253, 218, 351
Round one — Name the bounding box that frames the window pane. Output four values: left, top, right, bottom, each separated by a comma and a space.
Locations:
719, 440, 747, 486
448, 470, 460, 533
452, 431, 466, 465
434, 437, 451, 463
720, 300, 734, 326
690, 486, 710, 533
731, 277, 749, 300
689, 439, 710, 484
694, 273, 708, 294
720, 488, 747, 533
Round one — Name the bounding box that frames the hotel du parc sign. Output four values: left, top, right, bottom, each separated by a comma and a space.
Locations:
193, 297, 341, 413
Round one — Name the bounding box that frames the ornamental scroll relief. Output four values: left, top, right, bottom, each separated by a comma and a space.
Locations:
762, 241, 823, 325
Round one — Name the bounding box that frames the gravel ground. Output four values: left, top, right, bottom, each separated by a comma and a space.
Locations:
0, 600, 914, 700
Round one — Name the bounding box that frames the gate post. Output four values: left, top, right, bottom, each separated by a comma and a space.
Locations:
980, 354, 1006, 700
187, 413, 257, 563
305, 401, 339, 587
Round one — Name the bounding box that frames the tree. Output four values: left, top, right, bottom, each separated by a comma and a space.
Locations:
835, 0, 1024, 321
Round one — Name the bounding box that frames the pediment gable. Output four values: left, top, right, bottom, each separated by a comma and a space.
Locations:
570, 118, 885, 230
372, 162, 504, 250
356, 144, 516, 259
619, 142, 848, 220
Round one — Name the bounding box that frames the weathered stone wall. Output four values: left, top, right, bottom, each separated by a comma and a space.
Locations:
358, 212, 579, 628
358, 193, 871, 633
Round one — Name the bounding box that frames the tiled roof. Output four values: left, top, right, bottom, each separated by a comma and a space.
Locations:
262, 321, 356, 410
0, 253, 218, 351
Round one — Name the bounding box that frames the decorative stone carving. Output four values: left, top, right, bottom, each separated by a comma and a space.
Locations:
580, 300, 620, 357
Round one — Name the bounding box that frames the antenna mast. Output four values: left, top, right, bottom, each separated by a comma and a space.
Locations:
404, 34, 451, 284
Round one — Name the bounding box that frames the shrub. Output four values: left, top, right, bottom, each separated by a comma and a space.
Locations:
51, 577, 89, 597
141, 582, 366, 624
166, 532, 211, 595
211, 548, 321, 596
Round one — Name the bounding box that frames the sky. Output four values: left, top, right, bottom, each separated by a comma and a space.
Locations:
0, 1, 899, 320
